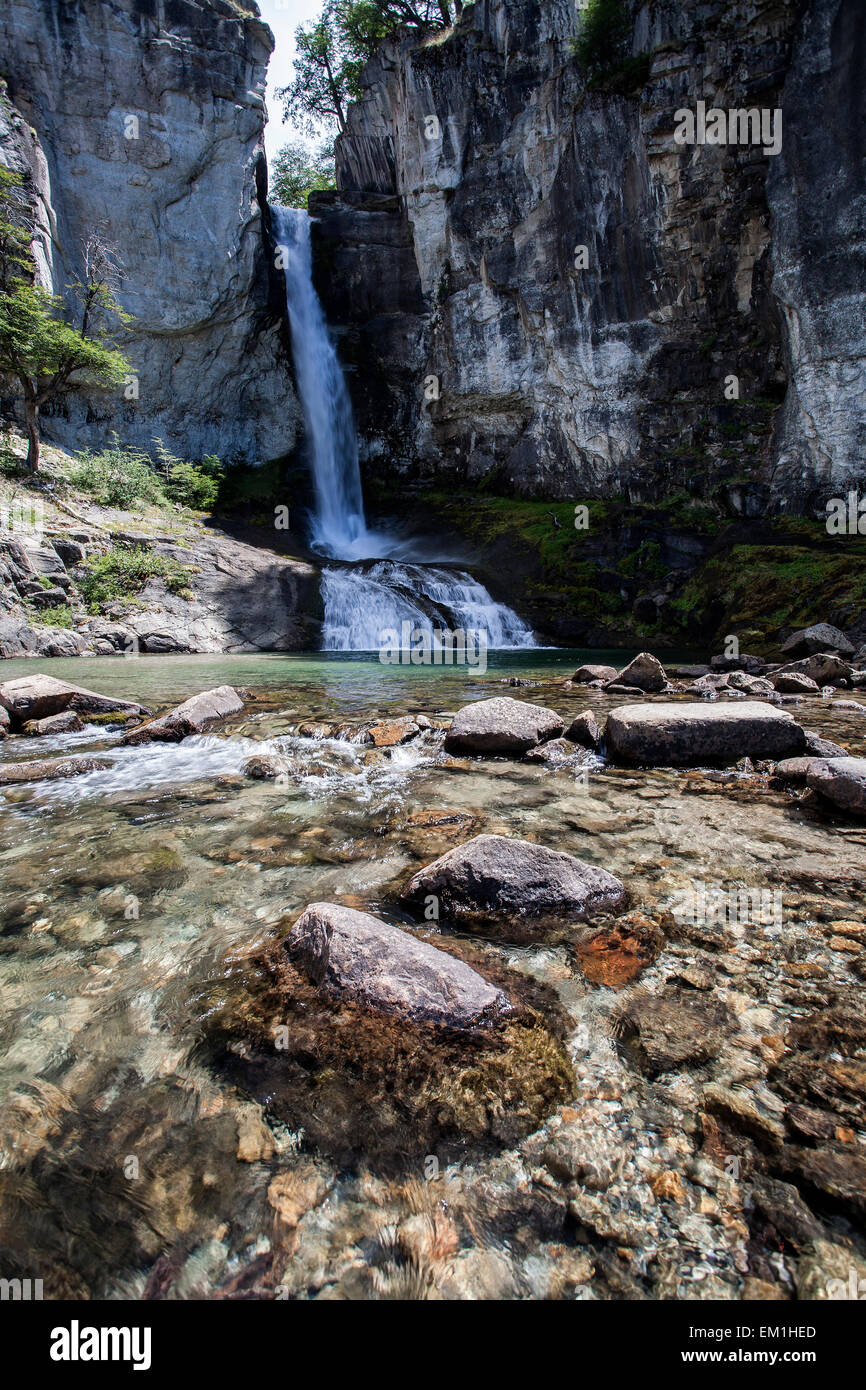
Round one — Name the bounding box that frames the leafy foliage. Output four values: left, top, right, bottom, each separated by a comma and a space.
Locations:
68, 441, 167, 509
271, 143, 336, 210
79, 546, 193, 613
278, 1, 462, 137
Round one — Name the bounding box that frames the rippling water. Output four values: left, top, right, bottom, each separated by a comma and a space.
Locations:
1, 651, 864, 1300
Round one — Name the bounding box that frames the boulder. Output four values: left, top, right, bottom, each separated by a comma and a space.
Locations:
781, 624, 855, 658
22, 711, 85, 737
802, 730, 849, 758
773, 757, 825, 784
726, 671, 774, 695
0, 674, 148, 725
364, 717, 419, 748
0, 755, 112, 786
564, 711, 602, 750
604, 701, 806, 765
400, 833, 626, 927
121, 685, 243, 744
807, 758, 866, 815
242, 753, 290, 780
775, 653, 852, 686
285, 902, 511, 1030
572, 664, 617, 684
523, 737, 582, 765
773, 672, 820, 694
607, 651, 666, 692
0, 705, 9, 734
710, 653, 764, 673
442, 696, 563, 755
616, 990, 734, 1076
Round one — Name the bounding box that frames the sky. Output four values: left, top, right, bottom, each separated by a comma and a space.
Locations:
257, 0, 324, 164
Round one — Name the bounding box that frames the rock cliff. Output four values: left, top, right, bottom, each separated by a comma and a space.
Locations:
312, 0, 866, 511
0, 0, 298, 465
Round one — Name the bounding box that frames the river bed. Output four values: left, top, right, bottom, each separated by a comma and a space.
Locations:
1, 651, 864, 1300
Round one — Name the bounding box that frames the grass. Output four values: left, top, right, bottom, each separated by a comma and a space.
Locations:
79, 546, 194, 614
32, 604, 73, 628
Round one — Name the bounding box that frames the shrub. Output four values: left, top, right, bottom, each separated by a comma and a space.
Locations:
154, 440, 225, 510
69, 440, 166, 509
33, 604, 73, 628
79, 545, 193, 613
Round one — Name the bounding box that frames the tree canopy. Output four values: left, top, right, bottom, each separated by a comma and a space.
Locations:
271, 142, 336, 209
278, 0, 465, 139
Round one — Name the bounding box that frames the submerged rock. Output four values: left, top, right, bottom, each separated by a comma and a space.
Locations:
443, 696, 563, 755
806, 758, 866, 815
0, 755, 112, 785
286, 902, 511, 1029
0, 673, 148, 726
605, 701, 806, 765
122, 685, 243, 744
242, 753, 290, 780
615, 990, 734, 1076
400, 833, 626, 932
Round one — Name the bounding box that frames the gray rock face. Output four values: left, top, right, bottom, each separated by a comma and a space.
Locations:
400, 833, 626, 925
0, 0, 298, 463
443, 697, 563, 755
610, 652, 666, 694
807, 758, 866, 815
605, 701, 806, 765
802, 730, 849, 758
121, 685, 243, 744
573, 665, 617, 684
0, 674, 147, 724
773, 672, 821, 694
312, 0, 863, 505
776, 654, 853, 686
781, 625, 855, 658
286, 902, 510, 1029
564, 711, 602, 750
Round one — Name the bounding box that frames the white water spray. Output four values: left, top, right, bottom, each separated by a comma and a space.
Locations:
273, 204, 535, 650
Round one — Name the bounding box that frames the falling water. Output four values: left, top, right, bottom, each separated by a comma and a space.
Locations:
273, 204, 536, 651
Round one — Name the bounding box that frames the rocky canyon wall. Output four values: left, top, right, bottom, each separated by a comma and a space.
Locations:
0, 0, 298, 464
312, 0, 865, 511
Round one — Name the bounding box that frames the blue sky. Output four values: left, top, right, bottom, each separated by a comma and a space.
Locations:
257, 0, 323, 163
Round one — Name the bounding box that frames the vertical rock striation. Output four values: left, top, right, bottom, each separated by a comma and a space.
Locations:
0, 0, 299, 463
312, 0, 865, 509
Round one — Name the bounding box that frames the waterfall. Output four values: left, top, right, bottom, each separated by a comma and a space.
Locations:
273, 204, 536, 651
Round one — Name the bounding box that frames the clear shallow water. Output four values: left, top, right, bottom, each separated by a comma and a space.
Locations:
1, 651, 864, 1300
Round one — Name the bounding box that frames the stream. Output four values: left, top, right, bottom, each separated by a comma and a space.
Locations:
1, 650, 865, 1299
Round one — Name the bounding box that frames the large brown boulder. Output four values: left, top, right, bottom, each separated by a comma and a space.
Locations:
285, 902, 511, 1029
775, 653, 852, 686
400, 833, 626, 928
605, 701, 806, 765
443, 696, 563, 755
121, 685, 243, 744
0, 673, 148, 726
572, 664, 617, 684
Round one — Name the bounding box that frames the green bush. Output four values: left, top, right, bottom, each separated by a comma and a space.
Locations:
79, 545, 193, 613
69, 440, 167, 509
33, 604, 73, 628
154, 440, 225, 510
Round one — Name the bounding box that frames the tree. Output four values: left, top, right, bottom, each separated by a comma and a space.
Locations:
0, 172, 129, 472
278, 1, 463, 139
271, 142, 336, 209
